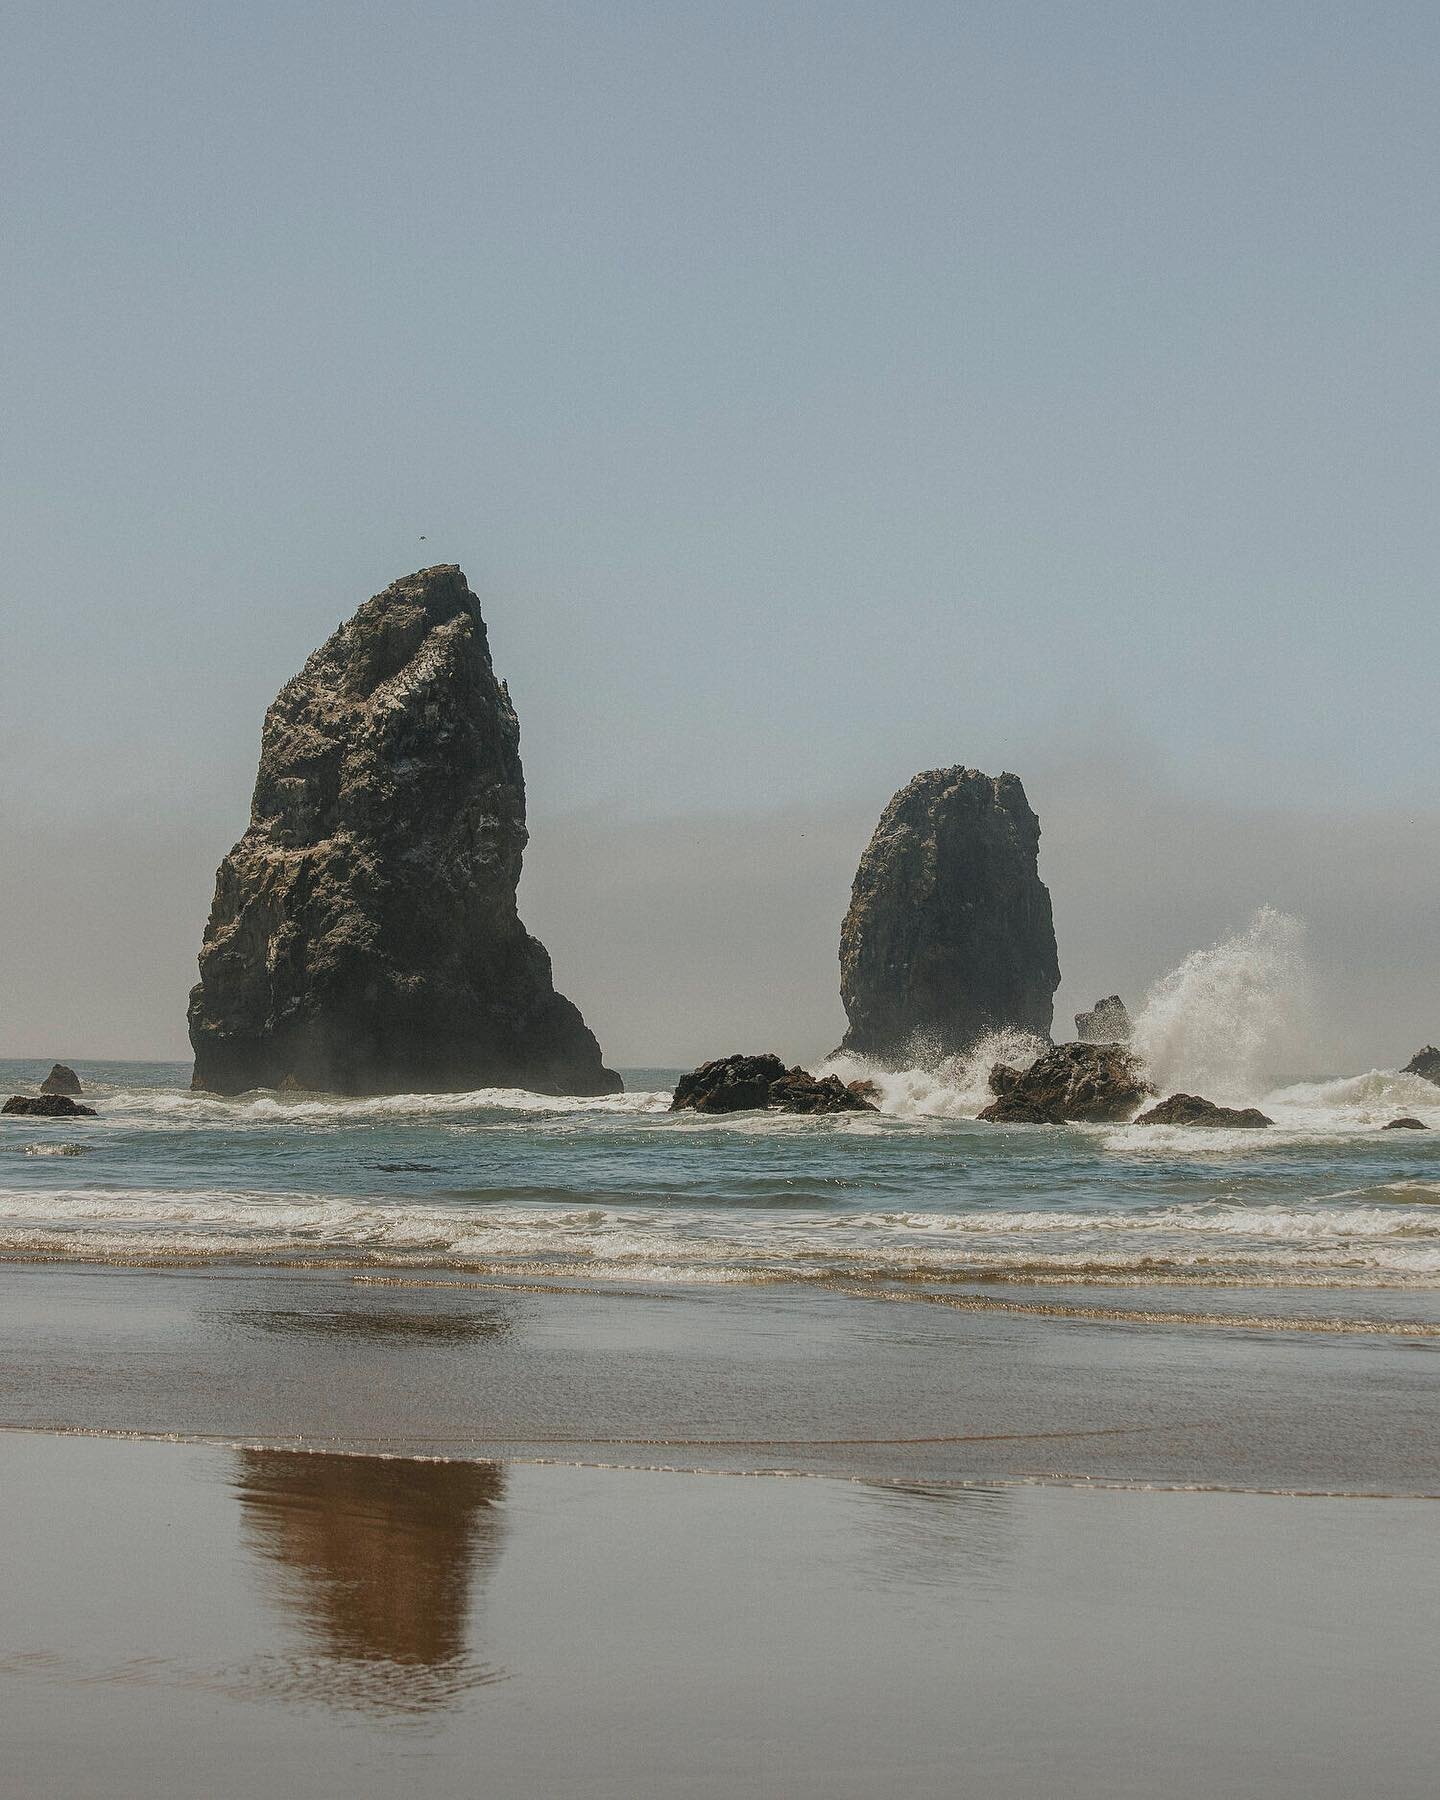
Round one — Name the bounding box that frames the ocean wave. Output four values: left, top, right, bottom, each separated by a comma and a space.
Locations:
91, 1085, 675, 1125
3, 1188, 1439, 1283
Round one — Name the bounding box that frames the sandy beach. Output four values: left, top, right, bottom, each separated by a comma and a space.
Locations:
3, 1425, 1437, 1800
3, 1258, 1438, 1795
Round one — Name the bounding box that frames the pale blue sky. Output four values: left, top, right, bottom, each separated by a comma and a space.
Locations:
3, 2, 1437, 1060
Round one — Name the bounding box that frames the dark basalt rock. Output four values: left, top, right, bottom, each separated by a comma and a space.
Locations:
3, 1094, 97, 1117
1402, 1046, 1440, 1085
1384, 1116, 1428, 1130
978, 1042, 1152, 1124
1134, 1093, 1273, 1129
188, 566, 620, 1098
39, 1063, 83, 1096
1074, 996, 1132, 1045
671, 1054, 879, 1115
837, 768, 1060, 1064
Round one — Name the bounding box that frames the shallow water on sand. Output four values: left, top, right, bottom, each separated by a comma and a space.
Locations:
1, 1057, 1438, 1291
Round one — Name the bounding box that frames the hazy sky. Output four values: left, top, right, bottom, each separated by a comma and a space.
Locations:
3, 2, 1437, 1066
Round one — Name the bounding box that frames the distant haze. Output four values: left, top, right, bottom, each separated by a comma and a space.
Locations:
3, 738, 1436, 1075
3, 3, 1437, 1071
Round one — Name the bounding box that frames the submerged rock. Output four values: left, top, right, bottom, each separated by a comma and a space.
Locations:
1402, 1046, 1440, 1085
838, 768, 1060, 1064
3, 1094, 97, 1117
671, 1054, 879, 1115
39, 1063, 83, 1096
1134, 1093, 1273, 1129
1384, 1116, 1428, 1130
978, 1042, 1151, 1125
1074, 996, 1132, 1045
188, 567, 620, 1098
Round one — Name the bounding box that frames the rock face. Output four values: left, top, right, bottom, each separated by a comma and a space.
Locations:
1074, 996, 1132, 1044
1134, 1093, 1273, 1129
1402, 1046, 1440, 1085
838, 769, 1060, 1064
978, 1043, 1151, 1124
3, 1094, 97, 1117
671, 1054, 879, 1115
39, 1063, 83, 1096
1384, 1116, 1427, 1129
188, 567, 620, 1097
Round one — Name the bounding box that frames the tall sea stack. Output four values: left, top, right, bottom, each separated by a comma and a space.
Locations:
189, 567, 620, 1096
837, 767, 1060, 1063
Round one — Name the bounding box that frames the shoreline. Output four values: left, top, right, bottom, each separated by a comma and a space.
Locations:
4, 1259, 1436, 1494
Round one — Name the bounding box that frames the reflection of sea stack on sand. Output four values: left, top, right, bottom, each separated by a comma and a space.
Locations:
838, 768, 1060, 1064
235, 1449, 505, 1704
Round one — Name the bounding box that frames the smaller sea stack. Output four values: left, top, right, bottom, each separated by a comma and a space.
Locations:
40, 1064, 83, 1095
838, 768, 1060, 1064
671, 1055, 878, 1115
1074, 998, 1132, 1045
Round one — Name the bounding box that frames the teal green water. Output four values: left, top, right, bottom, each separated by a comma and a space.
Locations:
2, 1057, 1437, 1289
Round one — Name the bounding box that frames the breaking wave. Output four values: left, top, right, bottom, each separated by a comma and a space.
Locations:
2, 1185, 1439, 1286
1132, 907, 1314, 1103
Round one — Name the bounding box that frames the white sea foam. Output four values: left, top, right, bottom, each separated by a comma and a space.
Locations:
1132, 907, 1314, 1103
87, 1085, 676, 1128
3, 1186, 1438, 1282
823, 1028, 1049, 1119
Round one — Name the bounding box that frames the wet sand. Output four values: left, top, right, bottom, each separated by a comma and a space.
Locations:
3, 1428, 1438, 1799
1, 1261, 1437, 1490
4, 1261, 1437, 1795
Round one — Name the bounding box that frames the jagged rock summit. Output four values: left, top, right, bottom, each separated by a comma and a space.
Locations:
838, 768, 1060, 1063
1402, 1046, 1440, 1086
188, 566, 620, 1097
1075, 996, 1132, 1044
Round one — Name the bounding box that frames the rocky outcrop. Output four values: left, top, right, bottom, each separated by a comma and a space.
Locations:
671, 1054, 879, 1115
838, 768, 1060, 1063
1402, 1047, 1440, 1085
1384, 1116, 1428, 1130
3, 1094, 97, 1117
1134, 1093, 1272, 1128
188, 567, 619, 1097
979, 1043, 1151, 1124
1074, 996, 1132, 1044
39, 1063, 83, 1095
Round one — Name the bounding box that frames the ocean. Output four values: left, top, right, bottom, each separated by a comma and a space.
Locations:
3, 1048, 1436, 1295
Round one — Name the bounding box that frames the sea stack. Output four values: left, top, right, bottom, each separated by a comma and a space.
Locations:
188, 567, 620, 1097
837, 767, 1060, 1063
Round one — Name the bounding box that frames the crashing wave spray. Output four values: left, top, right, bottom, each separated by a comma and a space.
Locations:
823, 1027, 1049, 1118
1133, 907, 1314, 1103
